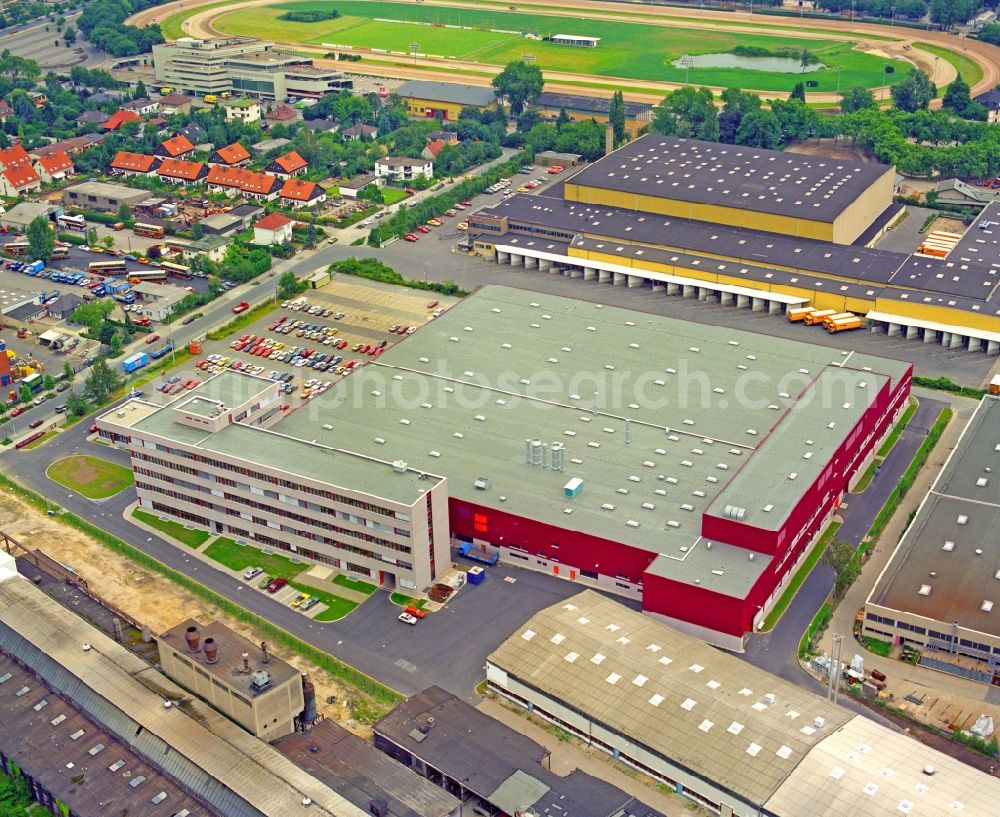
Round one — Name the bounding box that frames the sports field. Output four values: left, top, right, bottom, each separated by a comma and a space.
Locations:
207, 0, 909, 91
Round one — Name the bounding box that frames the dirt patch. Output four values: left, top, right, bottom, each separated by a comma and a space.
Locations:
785, 138, 874, 162
930, 216, 967, 234
0, 492, 377, 736
62, 456, 99, 485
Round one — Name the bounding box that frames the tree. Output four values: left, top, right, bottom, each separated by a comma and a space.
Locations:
85, 226, 98, 246
306, 223, 317, 247
26, 215, 55, 263
66, 390, 89, 417
735, 110, 782, 149
19, 383, 31, 404
789, 82, 806, 102
133, 79, 146, 100
825, 538, 861, 600
62, 361, 74, 381
83, 356, 120, 405
839, 86, 876, 113
42, 374, 55, 392
891, 68, 936, 113
555, 107, 571, 132
942, 75, 988, 121
116, 202, 132, 225
981, 23, 1000, 46
63, 25, 76, 46
718, 88, 760, 144
109, 333, 122, 353
277, 271, 303, 299
650, 86, 719, 141
69, 300, 114, 332
609, 91, 626, 148
491, 61, 543, 116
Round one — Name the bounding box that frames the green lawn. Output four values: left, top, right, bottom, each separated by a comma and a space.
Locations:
209, 0, 911, 91
46, 455, 135, 499
913, 42, 984, 91
853, 458, 883, 493
865, 637, 892, 657
204, 536, 310, 578
286, 581, 360, 621
761, 521, 842, 632
20, 430, 58, 449
333, 573, 377, 594
381, 187, 408, 206
390, 592, 427, 609
132, 509, 211, 547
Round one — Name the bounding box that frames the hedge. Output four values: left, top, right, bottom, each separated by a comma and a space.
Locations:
0, 472, 403, 708
912, 375, 986, 400
329, 258, 467, 296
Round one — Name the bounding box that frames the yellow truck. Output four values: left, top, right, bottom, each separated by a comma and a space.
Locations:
826, 316, 862, 333
204, 94, 218, 104
787, 306, 816, 322
803, 309, 838, 326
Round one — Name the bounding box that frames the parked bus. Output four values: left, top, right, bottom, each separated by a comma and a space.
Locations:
4, 243, 30, 255
160, 261, 192, 279
50, 246, 69, 260
89, 260, 128, 275
56, 213, 87, 232
134, 222, 165, 239
128, 268, 168, 284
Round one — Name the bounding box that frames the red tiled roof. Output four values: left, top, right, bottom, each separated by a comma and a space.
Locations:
266, 105, 298, 121
3, 163, 39, 189
212, 142, 251, 165
273, 151, 307, 174
0, 144, 32, 169
157, 157, 205, 181
111, 151, 158, 173
103, 109, 142, 131
206, 165, 280, 194
159, 134, 194, 157
256, 213, 293, 230
36, 151, 73, 175
424, 139, 446, 159
280, 178, 323, 202
159, 94, 191, 107
0, 100, 12, 117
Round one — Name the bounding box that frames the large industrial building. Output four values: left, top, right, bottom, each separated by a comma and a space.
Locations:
101, 286, 910, 647
864, 396, 1000, 681
152, 37, 353, 102
469, 135, 1000, 354
487, 590, 1000, 817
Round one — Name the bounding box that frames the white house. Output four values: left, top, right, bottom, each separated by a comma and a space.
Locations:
253, 213, 294, 246
374, 156, 433, 182
222, 98, 262, 124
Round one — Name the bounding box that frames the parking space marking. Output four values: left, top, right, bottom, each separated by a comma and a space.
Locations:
394, 658, 418, 673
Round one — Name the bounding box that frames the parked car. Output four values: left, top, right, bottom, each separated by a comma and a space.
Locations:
398, 612, 418, 625
10, 406, 25, 417
404, 605, 426, 619
258, 574, 273, 589
53, 404, 67, 413
404, 233, 418, 242
266, 578, 288, 593
243, 566, 263, 581
291, 593, 310, 608
145, 333, 161, 344
300, 597, 320, 612
28, 418, 43, 428
182, 314, 196, 325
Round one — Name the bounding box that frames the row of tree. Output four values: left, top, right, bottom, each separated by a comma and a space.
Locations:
77, 0, 165, 57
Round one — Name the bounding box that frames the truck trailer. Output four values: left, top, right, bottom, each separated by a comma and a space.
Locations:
122, 352, 149, 373
456, 542, 499, 565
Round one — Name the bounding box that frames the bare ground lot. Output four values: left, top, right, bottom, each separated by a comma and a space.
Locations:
0, 490, 379, 734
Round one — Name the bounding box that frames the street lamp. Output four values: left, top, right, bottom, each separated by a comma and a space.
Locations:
679, 55, 694, 85
410, 41, 420, 67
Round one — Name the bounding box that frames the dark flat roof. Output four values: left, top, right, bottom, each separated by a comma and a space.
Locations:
396, 80, 497, 107
567, 134, 892, 224
276, 720, 459, 817
0, 654, 212, 817
535, 92, 650, 117
374, 687, 665, 817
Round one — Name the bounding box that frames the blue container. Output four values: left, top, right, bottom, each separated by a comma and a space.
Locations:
467, 566, 485, 585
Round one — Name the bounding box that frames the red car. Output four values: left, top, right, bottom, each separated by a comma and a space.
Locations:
404, 233, 418, 242
89, 423, 98, 434
10, 406, 25, 417
145, 333, 160, 344
266, 578, 288, 593
427, 300, 439, 309
460, 200, 471, 206
28, 418, 43, 429
404, 187, 416, 195
395, 325, 408, 334
404, 604, 426, 619
416, 225, 431, 234
184, 379, 200, 390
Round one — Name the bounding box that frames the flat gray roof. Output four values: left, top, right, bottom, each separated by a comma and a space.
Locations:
869, 397, 1000, 634
488, 590, 852, 807
568, 135, 892, 224
396, 80, 497, 107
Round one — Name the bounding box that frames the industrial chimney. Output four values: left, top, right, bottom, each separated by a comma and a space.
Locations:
203, 637, 218, 664
301, 675, 318, 723
261, 641, 270, 664
242, 652, 251, 674
184, 625, 201, 653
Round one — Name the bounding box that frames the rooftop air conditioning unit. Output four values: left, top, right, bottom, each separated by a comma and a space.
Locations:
392, 460, 408, 474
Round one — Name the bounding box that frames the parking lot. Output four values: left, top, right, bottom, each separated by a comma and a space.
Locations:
142, 277, 462, 403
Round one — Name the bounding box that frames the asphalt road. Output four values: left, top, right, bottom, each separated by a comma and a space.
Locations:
0, 12, 105, 70
739, 396, 947, 685
4, 408, 588, 700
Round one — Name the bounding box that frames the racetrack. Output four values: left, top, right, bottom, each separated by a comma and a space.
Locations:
130, 0, 996, 106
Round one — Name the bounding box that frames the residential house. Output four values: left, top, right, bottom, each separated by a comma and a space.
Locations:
123, 97, 160, 115
157, 157, 209, 186
266, 104, 299, 126
110, 151, 161, 177
265, 150, 307, 179
177, 122, 207, 145
305, 118, 337, 133
45, 293, 84, 320
422, 139, 448, 162
279, 178, 325, 209
338, 173, 383, 199
33, 151, 74, 183
251, 137, 291, 154
103, 109, 142, 131
0, 145, 41, 196
229, 203, 264, 229
31, 133, 106, 158
143, 117, 170, 136
208, 142, 251, 167
974, 88, 1000, 125
395, 80, 497, 121
341, 123, 377, 141
155, 134, 196, 160
75, 110, 109, 127
205, 166, 282, 201
0, 100, 12, 121
28, 91, 47, 109
253, 213, 294, 246
84, 91, 116, 105
222, 98, 261, 123
375, 156, 433, 182
933, 178, 1000, 204
182, 233, 233, 263
158, 94, 193, 115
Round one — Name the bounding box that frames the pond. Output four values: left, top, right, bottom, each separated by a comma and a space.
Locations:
672, 53, 826, 73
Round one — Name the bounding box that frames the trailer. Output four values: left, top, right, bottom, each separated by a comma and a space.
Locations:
826, 317, 862, 333
122, 352, 149, 373
803, 309, 838, 326
149, 342, 174, 360
787, 306, 816, 322
457, 542, 499, 565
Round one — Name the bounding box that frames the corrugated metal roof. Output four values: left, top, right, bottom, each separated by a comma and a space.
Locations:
0, 573, 368, 817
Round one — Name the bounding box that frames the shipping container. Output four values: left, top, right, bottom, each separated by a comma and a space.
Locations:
122, 352, 149, 373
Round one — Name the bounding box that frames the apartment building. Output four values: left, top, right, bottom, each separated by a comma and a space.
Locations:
152, 36, 353, 103
97, 370, 451, 592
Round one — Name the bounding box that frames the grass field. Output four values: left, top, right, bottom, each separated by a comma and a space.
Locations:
913, 42, 984, 92
21, 430, 57, 449
208, 0, 910, 91
333, 573, 377, 594
46, 455, 135, 499
204, 536, 310, 579
132, 509, 211, 547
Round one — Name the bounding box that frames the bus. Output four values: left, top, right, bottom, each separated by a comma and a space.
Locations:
4, 243, 30, 255
128, 269, 168, 284
160, 261, 192, 279
50, 246, 69, 260
89, 260, 128, 275
56, 213, 87, 232
134, 222, 165, 239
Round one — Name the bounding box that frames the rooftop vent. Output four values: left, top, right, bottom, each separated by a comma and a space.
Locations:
474, 477, 491, 490
392, 461, 408, 474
